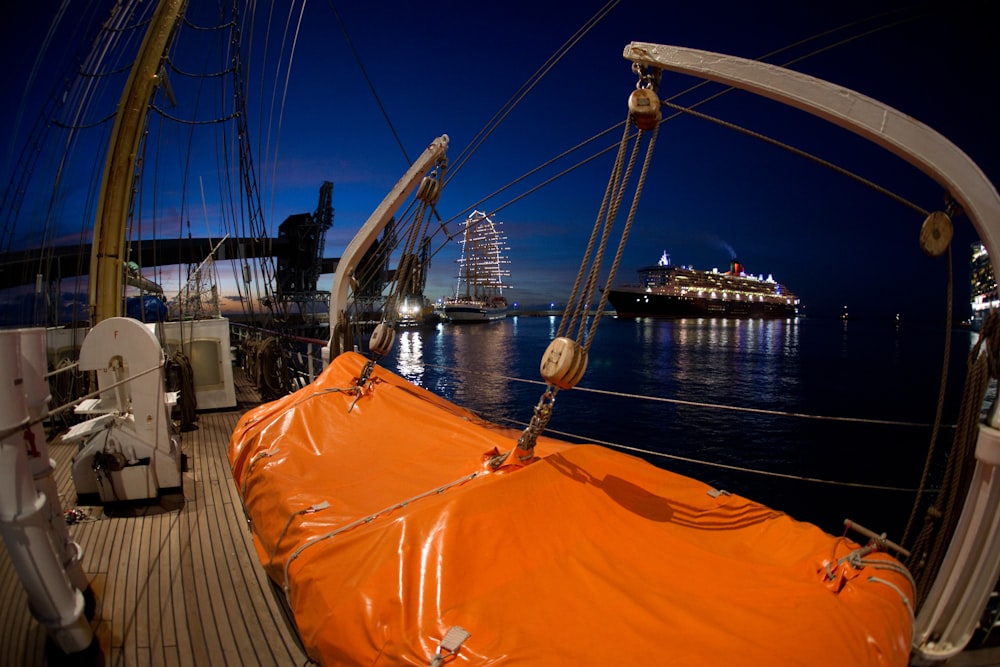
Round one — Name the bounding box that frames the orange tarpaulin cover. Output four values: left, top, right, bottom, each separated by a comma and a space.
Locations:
229, 352, 914, 665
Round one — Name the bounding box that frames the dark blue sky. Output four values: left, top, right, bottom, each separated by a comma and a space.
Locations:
2, 1, 998, 321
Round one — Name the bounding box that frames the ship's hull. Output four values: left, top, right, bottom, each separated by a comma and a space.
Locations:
607, 288, 797, 318
397, 312, 442, 328
443, 301, 507, 322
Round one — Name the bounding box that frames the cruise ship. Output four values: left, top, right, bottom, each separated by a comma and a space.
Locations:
607, 251, 800, 318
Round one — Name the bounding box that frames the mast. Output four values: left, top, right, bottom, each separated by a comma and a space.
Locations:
89, 0, 188, 324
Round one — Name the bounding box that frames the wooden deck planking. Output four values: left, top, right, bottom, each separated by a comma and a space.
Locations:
0, 371, 311, 666
198, 414, 267, 665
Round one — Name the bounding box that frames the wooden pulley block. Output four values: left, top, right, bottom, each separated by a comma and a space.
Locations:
417, 176, 440, 205
919, 211, 953, 257
369, 322, 396, 357
628, 88, 661, 130
540, 336, 588, 389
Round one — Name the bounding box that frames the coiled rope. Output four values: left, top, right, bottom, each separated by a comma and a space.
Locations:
166, 350, 197, 431
243, 336, 292, 401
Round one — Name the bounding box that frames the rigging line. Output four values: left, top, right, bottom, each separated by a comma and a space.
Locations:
570, 383, 940, 429
444, 87, 926, 241
502, 416, 921, 494
78, 62, 135, 78
564, 121, 638, 341
771, 12, 928, 73
663, 9, 924, 110
181, 16, 237, 31
446, 0, 620, 184
232, 7, 275, 327
50, 112, 119, 130
326, 0, 411, 165
424, 123, 631, 263
99, 15, 153, 34
149, 105, 240, 125
266, 0, 308, 236
32, 21, 128, 293
168, 14, 224, 311
660, 100, 929, 216
382, 373, 923, 495
249, 0, 276, 197
166, 61, 235, 79
584, 126, 658, 346
136, 107, 162, 305
34, 104, 107, 302
902, 245, 966, 550
442, 121, 628, 233
419, 361, 946, 430
4, 0, 81, 189
447, 8, 924, 233
439, 83, 926, 248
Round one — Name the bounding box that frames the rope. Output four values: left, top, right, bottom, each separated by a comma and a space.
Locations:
531, 421, 920, 493
860, 557, 917, 592
418, 354, 946, 428
282, 472, 480, 596
901, 242, 957, 547
429, 8, 926, 249
180, 16, 236, 31
370, 360, 928, 493
868, 575, 916, 620
903, 309, 999, 609
166, 350, 198, 431
327, 0, 412, 165
558, 121, 634, 340
165, 61, 235, 78
660, 101, 928, 216
381, 165, 446, 328
495, 98, 659, 466
51, 111, 118, 130
78, 62, 135, 78
243, 336, 292, 400
149, 104, 240, 125
444, 0, 621, 184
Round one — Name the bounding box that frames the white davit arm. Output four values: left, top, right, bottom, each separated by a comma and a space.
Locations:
623, 42, 1000, 663
622, 42, 1000, 279
324, 135, 449, 363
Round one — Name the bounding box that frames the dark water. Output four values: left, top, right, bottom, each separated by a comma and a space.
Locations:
383, 315, 977, 540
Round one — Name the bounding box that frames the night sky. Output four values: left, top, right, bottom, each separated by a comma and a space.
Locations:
2, 0, 998, 321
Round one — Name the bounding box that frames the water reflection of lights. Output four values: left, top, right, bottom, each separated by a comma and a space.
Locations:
385, 321, 517, 418
396, 331, 424, 383
633, 318, 801, 402
446, 324, 514, 412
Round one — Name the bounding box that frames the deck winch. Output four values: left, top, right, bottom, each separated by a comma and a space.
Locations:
65, 317, 181, 504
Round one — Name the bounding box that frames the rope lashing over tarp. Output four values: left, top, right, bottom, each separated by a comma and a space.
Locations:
490, 64, 662, 469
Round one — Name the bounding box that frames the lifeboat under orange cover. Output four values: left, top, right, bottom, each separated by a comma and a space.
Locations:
229, 351, 913, 665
